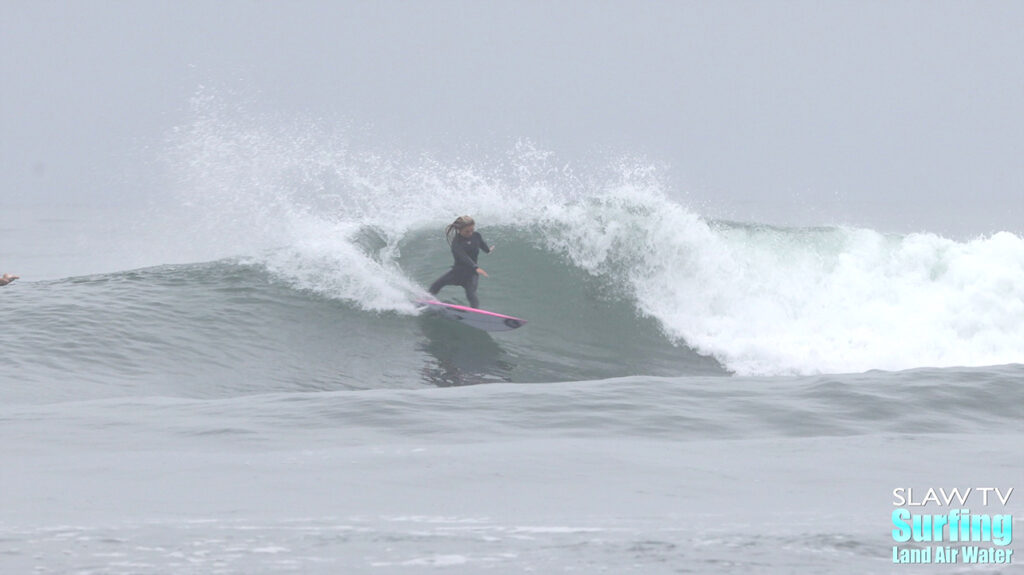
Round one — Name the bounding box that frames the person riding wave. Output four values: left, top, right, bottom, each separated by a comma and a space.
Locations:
427, 215, 494, 309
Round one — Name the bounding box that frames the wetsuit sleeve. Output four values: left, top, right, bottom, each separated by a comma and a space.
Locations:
476, 233, 491, 253
451, 239, 477, 268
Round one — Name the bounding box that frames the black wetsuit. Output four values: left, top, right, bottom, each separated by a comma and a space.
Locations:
428, 231, 490, 308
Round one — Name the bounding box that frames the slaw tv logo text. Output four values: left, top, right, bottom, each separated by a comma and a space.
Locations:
892, 487, 1014, 565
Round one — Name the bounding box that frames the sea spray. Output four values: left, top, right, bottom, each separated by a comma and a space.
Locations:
160, 93, 1024, 375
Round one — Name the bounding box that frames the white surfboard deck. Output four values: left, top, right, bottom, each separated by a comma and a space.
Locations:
416, 299, 527, 332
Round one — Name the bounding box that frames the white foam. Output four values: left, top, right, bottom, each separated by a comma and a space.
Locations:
163, 98, 569, 313
251, 546, 290, 554
539, 185, 1024, 375
397, 554, 469, 566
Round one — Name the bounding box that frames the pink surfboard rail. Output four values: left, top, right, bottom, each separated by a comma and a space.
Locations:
416, 299, 527, 331
417, 299, 520, 319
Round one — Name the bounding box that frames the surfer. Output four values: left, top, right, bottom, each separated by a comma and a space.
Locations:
428, 215, 494, 308
0, 273, 18, 287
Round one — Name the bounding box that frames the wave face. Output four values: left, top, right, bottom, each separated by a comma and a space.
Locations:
138, 97, 1024, 378
0, 260, 721, 403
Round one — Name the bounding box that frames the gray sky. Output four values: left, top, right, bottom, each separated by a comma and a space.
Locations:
3, 0, 1022, 236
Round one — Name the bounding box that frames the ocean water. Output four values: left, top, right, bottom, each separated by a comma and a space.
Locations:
1, 109, 1022, 573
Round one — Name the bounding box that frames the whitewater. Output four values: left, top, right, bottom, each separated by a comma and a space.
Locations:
1, 102, 1021, 574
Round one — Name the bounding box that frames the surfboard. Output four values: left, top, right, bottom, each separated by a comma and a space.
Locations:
416, 299, 527, 332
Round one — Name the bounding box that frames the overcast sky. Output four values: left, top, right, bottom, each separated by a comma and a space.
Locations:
2, 0, 1022, 236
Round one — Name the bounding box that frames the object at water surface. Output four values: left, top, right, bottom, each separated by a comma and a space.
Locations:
416, 299, 527, 332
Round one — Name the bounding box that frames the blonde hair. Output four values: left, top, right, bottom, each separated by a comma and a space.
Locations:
445, 215, 475, 244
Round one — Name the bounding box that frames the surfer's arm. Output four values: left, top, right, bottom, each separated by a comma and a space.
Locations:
477, 233, 492, 254
0, 274, 19, 286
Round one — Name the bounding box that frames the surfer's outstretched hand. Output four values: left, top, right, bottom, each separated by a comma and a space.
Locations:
476, 267, 489, 277
489, 244, 496, 253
